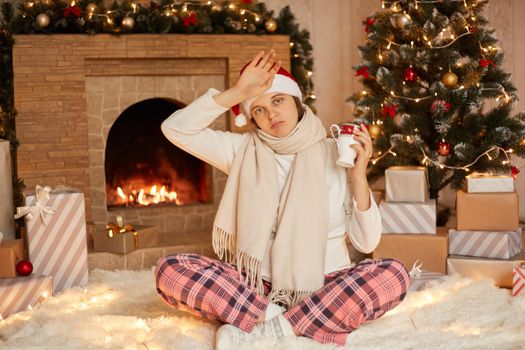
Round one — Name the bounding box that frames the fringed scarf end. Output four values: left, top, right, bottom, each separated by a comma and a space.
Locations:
236, 250, 264, 296
268, 289, 315, 309
212, 225, 235, 263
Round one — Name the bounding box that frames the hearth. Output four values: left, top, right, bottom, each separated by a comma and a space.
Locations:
104, 98, 212, 209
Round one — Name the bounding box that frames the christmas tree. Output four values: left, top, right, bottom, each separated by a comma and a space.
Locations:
348, 0, 525, 223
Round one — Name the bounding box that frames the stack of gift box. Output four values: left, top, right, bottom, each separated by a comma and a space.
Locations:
372, 166, 448, 292
448, 173, 525, 296
1, 185, 90, 319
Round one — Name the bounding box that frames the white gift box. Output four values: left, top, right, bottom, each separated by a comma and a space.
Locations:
466, 174, 514, 193
385, 166, 429, 203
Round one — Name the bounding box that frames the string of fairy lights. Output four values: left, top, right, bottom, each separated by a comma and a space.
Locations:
359, 0, 519, 173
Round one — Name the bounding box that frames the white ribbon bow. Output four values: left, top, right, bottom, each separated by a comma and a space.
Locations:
14, 185, 57, 225
409, 259, 423, 279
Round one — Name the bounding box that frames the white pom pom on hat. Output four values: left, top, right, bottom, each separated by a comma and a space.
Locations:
232, 62, 303, 128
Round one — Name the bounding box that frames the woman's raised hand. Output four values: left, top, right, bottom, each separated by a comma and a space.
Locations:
234, 50, 282, 100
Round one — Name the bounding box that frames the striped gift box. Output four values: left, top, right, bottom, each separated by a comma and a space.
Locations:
513, 264, 525, 297
409, 270, 448, 292
0, 275, 53, 319
379, 199, 436, 234
449, 228, 522, 259
25, 190, 88, 293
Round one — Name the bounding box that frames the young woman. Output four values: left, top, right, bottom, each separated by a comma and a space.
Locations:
155, 50, 410, 348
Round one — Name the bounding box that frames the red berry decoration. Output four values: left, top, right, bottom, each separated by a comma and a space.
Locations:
16, 260, 33, 276
480, 58, 495, 68
355, 66, 370, 79
431, 99, 451, 112
404, 67, 417, 82
365, 17, 376, 32
437, 140, 451, 156
512, 166, 520, 179
468, 25, 478, 33
381, 104, 397, 118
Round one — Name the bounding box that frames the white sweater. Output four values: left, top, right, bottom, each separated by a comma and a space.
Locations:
161, 88, 382, 278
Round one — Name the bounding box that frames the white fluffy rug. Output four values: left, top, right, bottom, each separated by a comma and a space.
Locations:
1, 268, 524, 350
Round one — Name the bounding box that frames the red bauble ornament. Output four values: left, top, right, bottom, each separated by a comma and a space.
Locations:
468, 25, 478, 33
437, 140, 451, 156
16, 260, 33, 276
512, 166, 520, 179
403, 68, 417, 82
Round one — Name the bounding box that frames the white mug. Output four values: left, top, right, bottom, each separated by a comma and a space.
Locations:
330, 123, 360, 168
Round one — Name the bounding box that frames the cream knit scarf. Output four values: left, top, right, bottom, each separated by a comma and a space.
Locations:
212, 106, 329, 308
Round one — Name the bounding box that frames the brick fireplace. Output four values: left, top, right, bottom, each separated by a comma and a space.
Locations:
13, 34, 290, 249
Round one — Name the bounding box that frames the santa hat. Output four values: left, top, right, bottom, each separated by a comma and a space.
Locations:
232, 63, 303, 127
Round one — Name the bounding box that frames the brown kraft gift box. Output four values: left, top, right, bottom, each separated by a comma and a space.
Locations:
0, 239, 25, 278
372, 227, 448, 274
93, 225, 160, 254
456, 190, 519, 231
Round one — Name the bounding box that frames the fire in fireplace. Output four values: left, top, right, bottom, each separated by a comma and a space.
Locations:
105, 98, 212, 208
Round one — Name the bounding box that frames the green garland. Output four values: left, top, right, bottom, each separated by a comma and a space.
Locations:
0, 0, 315, 211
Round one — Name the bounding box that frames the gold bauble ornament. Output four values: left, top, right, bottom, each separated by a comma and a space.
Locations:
442, 71, 458, 88
86, 3, 97, 13
369, 124, 381, 138
122, 16, 135, 30
395, 13, 411, 28
36, 13, 50, 28
163, 8, 173, 17
265, 18, 277, 32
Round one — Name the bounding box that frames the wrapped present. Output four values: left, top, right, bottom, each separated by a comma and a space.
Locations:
385, 166, 429, 203
466, 174, 514, 193
372, 227, 448, 273
94, 216, 160, 254
449, 228, 522, 259
93, 226, 160, 254
379, 199, 436, 234
0, 275, 53, 319
513, 262, 525, 297
0, 139, 15, 240
447, 253, 524, 288
456, 190, 519, 231
0, 239, 24, 278
15, 185, 88, 293
408, 261, 448, 292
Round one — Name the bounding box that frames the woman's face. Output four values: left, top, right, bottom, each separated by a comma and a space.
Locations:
249, 93, 299, 138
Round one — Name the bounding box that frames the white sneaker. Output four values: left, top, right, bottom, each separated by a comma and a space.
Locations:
215, 314, 296, 349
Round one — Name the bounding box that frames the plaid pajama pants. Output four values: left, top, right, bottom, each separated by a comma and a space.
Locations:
154, 253, 409, 346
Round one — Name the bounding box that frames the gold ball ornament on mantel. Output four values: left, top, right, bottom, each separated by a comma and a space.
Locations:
265, 18, 277, 32
86, 3, 97, 13
442, 71, 458, 88
395, 13, 411, 28
122, 16, 135, 30
36, 13, 50, 28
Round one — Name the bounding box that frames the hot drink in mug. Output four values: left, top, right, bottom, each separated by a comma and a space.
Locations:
329, 123, 362, 168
